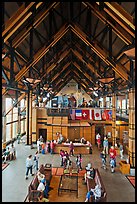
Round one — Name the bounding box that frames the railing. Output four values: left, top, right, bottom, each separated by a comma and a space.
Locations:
47, 107, 129, 118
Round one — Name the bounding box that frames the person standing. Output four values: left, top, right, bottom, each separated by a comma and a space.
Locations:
50, 140, 55, 154
9, 144, 16, 160
33, 151, 39, 173
69, 141, 74, 156
109, 146, 117, 167
119, 143, 124, 159
25, 155, 34, 179
37, 139, 41, 153
76, 154, 82, 171
97, 136, 101, 150
100, 150, 107, 169
103, 136, 109, 154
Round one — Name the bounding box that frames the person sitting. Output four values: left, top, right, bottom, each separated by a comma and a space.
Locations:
80, 137, 86, 144
38, 193, 49, 202
3, 147, 10, 163
85, 184, 101, 202
37, 179, 49, 199
84, 163, 95, 183
37, 171, 45, 182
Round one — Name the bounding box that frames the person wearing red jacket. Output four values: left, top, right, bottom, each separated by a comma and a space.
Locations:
109, 146, 116, 167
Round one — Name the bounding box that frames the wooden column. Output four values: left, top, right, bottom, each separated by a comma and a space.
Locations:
128, 88, 135, 167
2, 96, 6, 143
17, 103, 21, 134
112, 93, 116, 146
26, 92, 30, 145
103, 96, 106, 108
11, 109, 13, 140
29, 90, 32, 145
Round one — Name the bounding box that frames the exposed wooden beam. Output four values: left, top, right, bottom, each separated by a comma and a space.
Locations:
84, 2, 134, 45
104, 2, 135, 30
70, 24, 129, 81
12, 2, 59, 48
3, 3, 40, 43
15, 23, 70, 82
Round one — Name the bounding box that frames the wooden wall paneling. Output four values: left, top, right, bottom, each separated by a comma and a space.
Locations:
37, 108, 47, 117
61, 117, 68, 124
53, 126, 61, 140
47, 116, 53, 124
32, 108, 37, 141
83, 127, 92, 143
91, 125, 95, 144
47, 126, 53, 141
61, 126, 68, 140
80, 127, 84, 138
53, 116, 61, 124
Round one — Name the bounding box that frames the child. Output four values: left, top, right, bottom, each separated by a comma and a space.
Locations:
100, 150, 107, 169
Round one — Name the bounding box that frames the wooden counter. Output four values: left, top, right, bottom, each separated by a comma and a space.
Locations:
54, 143, 91, 154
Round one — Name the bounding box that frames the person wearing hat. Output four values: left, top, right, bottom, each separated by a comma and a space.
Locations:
37, 179, 49, 198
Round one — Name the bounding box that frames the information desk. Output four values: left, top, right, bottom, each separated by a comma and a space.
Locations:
54, 143, 91, 154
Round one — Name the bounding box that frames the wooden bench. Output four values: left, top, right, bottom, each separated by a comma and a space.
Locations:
27, 164, 52, 202
86, 168, 107, 202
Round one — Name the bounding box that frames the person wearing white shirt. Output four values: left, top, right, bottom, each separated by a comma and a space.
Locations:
25, 155, 34, 179
37, 139, 41, 153
37, 179, 49, 198
9, 144, 16, 160
85, 184, 101, 202
37, 171, 45, 182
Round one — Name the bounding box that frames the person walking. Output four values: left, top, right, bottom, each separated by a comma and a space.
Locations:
25, 155, 34, 179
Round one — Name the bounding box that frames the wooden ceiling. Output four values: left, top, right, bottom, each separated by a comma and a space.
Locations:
2, 2, 135, 101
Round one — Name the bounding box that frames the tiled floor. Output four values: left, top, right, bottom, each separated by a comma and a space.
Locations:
2, 141, 135, 202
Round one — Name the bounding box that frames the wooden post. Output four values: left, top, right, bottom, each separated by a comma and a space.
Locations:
112, 93, 116, 146
26, 92, 29, 145
2, 96, 6, 143
103, 96, 106, 108
128, 88, 135, 167
29, 90, 32, 145
17, 103, 21, 134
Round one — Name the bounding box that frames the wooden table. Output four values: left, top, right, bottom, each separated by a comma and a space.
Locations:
58, 174, 78, 197
54, 143, 91, 154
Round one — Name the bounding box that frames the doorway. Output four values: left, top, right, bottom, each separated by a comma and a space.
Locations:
39, 129, 47, 142
95, 125, 104, 146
